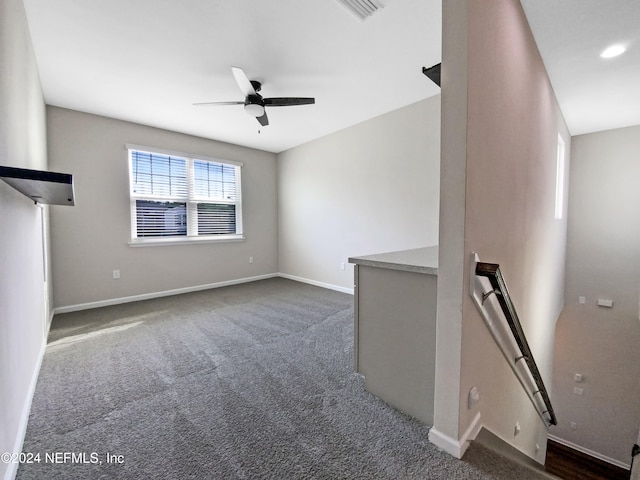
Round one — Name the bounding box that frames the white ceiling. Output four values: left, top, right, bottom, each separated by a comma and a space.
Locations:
520, 0, 640, 137
22, 0, 640, 153
22, 0, 441, 153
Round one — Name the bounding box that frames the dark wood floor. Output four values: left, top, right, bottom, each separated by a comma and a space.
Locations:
545, 439, 630, 480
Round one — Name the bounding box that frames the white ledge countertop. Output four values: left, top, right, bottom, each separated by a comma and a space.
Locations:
348, 246, 438, 275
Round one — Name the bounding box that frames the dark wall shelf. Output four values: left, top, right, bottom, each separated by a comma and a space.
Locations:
0, 166, 74, 206
422, 63, 441, 87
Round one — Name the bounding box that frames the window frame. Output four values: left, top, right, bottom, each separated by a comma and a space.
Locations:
126, 144, 244, 246
554, 134, 566, 220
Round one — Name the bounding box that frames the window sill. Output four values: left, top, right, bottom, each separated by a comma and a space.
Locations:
128, 235, 244, 247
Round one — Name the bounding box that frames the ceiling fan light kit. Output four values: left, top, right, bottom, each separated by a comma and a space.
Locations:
244, 103, 265, 117
194, 67, 315, 127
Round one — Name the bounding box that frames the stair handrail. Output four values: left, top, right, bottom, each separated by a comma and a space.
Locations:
471, 255, 557, 427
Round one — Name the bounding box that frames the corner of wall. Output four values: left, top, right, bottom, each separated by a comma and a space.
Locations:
0, 2, 51, 478
429, 412, 482, 459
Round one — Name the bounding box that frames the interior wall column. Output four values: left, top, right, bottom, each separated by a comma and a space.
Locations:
428, 0, 470, 457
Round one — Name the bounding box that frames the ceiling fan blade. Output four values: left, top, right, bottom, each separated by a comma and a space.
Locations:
256, 111, 269, 126
192, 101, 244, 106
231, 66, 257, 97
263, 97, 315, 107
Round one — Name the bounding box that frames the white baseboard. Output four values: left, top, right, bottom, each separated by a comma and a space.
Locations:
429, 412, 482, 459
53, 273, 353, 315
548, 434, 630, 470
45, 308, 54, 338
53, 273, 279, 314
277, 273, 354, 295
4, 338, 47, 480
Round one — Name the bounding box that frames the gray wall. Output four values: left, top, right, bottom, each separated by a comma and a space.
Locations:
277, 97, 441, 291
47, 107, 278, 309
552, 125, 640, 465
434, 0, 570, 463
0, 0, 50, 478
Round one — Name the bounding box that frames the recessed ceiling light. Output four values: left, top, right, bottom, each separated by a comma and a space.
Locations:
600, 44, 626, 58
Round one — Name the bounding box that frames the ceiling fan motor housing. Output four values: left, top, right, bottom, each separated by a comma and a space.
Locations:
249, 80, 262, 92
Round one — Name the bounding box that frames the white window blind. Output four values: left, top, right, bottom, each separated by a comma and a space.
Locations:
128, 146, 243, 244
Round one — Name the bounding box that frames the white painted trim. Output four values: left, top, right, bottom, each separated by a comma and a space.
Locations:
462, 411, 484, 446
277, 273, 354, 295
5, 338, 46, 480
429, 412, 482, 459
128, 235, 244, 247
548, 434, 631, 471
428, 428, 463, 458
45, 309, 55, 338
53, 273, 279, 314
125, 143, 243, 167
52, 273, 354, 314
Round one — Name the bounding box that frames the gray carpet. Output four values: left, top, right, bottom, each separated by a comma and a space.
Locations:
17, 278, 548, 479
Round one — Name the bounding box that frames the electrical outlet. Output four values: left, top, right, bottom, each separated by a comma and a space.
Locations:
573, 387, 584, 396
249, 256, 254, 264
340, 262, 346, 271
570, 422, 577, 430
113, 269, 120, 279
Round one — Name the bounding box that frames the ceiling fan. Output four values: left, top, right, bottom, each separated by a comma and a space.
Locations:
194, 66, 315, 127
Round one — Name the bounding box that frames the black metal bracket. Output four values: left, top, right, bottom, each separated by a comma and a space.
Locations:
422, 63, 441, 87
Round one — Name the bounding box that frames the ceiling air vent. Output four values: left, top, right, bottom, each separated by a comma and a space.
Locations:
336, 0, 384, 21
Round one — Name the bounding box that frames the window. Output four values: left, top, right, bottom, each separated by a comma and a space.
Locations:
127, 145, 243, 245
555, 134, 565, 220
